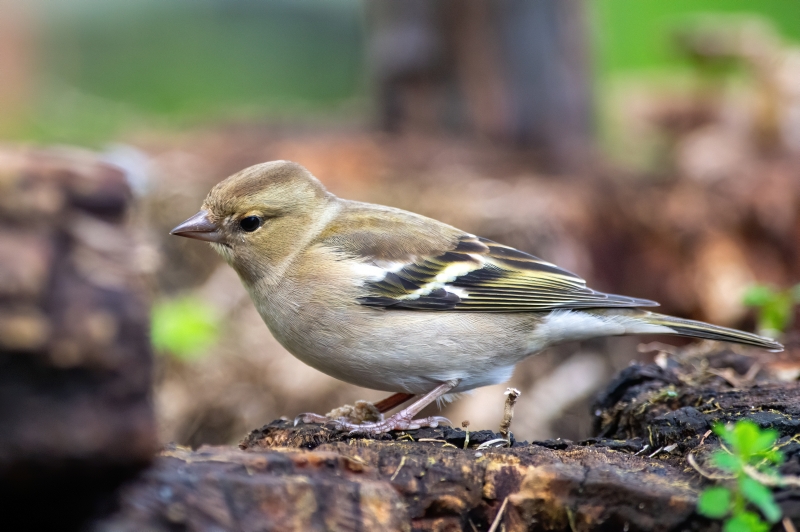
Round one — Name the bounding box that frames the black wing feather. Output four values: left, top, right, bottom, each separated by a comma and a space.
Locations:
358, 236, 659, 312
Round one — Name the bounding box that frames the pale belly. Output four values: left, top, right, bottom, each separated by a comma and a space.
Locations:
255, 293, 544, 394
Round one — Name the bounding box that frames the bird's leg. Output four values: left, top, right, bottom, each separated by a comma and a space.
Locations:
294, 392, 417, 425
345, 381, 457, 434
374, 392, 416, 413
296, 381, 458, 434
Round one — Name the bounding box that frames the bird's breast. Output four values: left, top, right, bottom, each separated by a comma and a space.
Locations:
248, 275, 544, 393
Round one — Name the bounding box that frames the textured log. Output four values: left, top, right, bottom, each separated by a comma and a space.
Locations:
98, 342, 800, 531
0, 147, 157, 530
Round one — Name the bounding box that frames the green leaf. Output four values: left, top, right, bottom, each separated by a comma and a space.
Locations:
698, 487, 731, 518
714, 423, 736, 445
723, 512, 770, 532
742, 285, 776, 307
151, 295, 220, 360
750, 429, 779, 455
759, 297, 792, 334
711, 450, 741, 473
731, 420, 762, 458
740, 477, 782, 523
762, 449, 785, 465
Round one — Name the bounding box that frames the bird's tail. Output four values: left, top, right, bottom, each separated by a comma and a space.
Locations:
629, 311, 783, 352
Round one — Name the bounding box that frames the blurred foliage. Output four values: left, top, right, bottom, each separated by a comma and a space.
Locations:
151, 295, 221, 360
19, 0, 365, 144
743, 284, 800, 337
697, 421, 783, 531
10, 0, 800, 145
592, 0, 800, 77
592, 1, 800, 168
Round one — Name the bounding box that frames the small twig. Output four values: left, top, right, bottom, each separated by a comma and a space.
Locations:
707, 368, 743, 387
389, 456, 407, 482
743, 464, 800, 488
743, 362, 761, 382
477, 438, 510, 450
686, 449, 800, 487
488, 497, 509, 532
648, 446, 665, 458
698, 430, 712, 446
686, 453, 735, 480
468, 519, 479, 532
462, 420, 471, 449
634, 444, 651, 456
499, 388, 521, 442
417, 438, 458, 449
783, 516, 797, 532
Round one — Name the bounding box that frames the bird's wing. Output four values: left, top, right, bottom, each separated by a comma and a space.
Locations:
351, 234, 658, 312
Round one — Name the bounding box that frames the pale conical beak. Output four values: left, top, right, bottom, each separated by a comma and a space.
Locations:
170, 210, 223, 243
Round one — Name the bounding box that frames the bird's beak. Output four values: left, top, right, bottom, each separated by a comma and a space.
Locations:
170, 210, 223, 243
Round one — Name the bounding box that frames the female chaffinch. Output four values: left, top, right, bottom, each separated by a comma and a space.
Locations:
172, 161, 782, 434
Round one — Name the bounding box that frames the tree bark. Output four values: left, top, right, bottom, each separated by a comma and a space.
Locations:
98, 344, 800, 531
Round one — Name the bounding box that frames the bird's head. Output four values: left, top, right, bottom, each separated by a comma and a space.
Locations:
171, 160, 332, 283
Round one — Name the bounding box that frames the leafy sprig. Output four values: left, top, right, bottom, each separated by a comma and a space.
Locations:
697, 420, 784, 531
742, 283, 800, 337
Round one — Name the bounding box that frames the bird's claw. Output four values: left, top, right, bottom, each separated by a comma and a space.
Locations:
293, 413, 330, 426
294, 412, 451, 434
346, 415, 451, 435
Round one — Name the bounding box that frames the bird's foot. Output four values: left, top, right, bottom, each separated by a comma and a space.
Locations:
293, 412, 450, 434
294, 399, 384, 427
344, 413, 451, 435
294, 382, 458, 435
294, 412, 334, 425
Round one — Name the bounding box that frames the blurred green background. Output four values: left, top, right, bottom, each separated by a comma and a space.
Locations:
5, 0, 799, 144
592, 0, 800, 74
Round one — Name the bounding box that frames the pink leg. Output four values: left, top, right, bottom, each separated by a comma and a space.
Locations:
295, 381, 458, 435
374, 392, 416, 413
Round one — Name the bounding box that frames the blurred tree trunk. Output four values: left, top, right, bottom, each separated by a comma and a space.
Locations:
368, 0, 593, 172
0, 147, 157, 530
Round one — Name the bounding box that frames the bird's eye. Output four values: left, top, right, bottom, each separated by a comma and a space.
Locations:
239, 216, 262, 232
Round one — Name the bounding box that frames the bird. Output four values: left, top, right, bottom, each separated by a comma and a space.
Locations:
171, 160, 783, 434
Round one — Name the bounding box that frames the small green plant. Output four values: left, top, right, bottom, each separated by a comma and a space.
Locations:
697, 420, 784, 531
742, 284, 800, 337
151, 295, 221, 360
